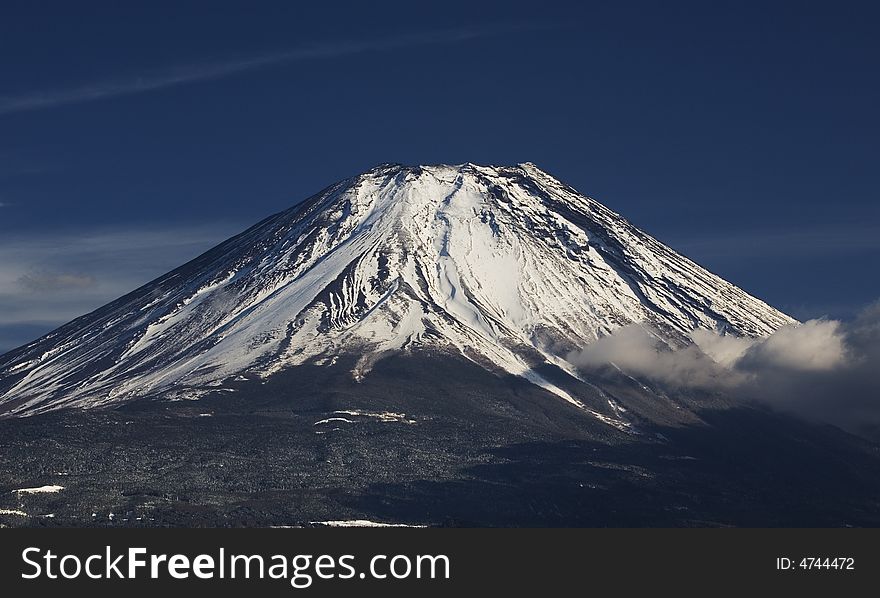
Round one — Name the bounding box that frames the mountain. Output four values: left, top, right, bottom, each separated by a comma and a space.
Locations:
0, 162, 792, 420
3, 163, 880, 529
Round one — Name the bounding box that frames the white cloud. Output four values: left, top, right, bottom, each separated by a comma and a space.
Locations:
736, 320, 847, 372
568, 309, 880, 438
690, 329, 754, 368
568, 326, 737, 389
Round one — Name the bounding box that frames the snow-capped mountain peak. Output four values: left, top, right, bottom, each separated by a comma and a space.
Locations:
0, 163, 793, 417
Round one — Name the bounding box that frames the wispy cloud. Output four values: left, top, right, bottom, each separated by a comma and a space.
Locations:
0, 223, 238, 353
665, 223, 880, 260
0, 23, 549, 116
18, 271, 97, 292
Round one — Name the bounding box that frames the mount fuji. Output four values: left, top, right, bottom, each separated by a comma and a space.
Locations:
2, 163, 877, 528
0, 162, 791, 421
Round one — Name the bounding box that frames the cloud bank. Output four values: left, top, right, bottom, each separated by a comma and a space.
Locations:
569, 306, 880, 438
0, 223, 237, 353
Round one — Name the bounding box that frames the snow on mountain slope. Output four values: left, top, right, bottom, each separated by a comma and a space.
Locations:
0, 163, 794, 418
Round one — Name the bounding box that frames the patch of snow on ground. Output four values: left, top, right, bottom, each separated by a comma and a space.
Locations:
313, 417, 355, 426
12, 485, 64, 494
311, 520, 426, 528
332, 409, 416, 424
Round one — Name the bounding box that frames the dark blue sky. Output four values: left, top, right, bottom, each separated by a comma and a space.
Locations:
1, 1, 878, 352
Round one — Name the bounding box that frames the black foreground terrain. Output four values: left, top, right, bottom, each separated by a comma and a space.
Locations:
1, 353, 879, 528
